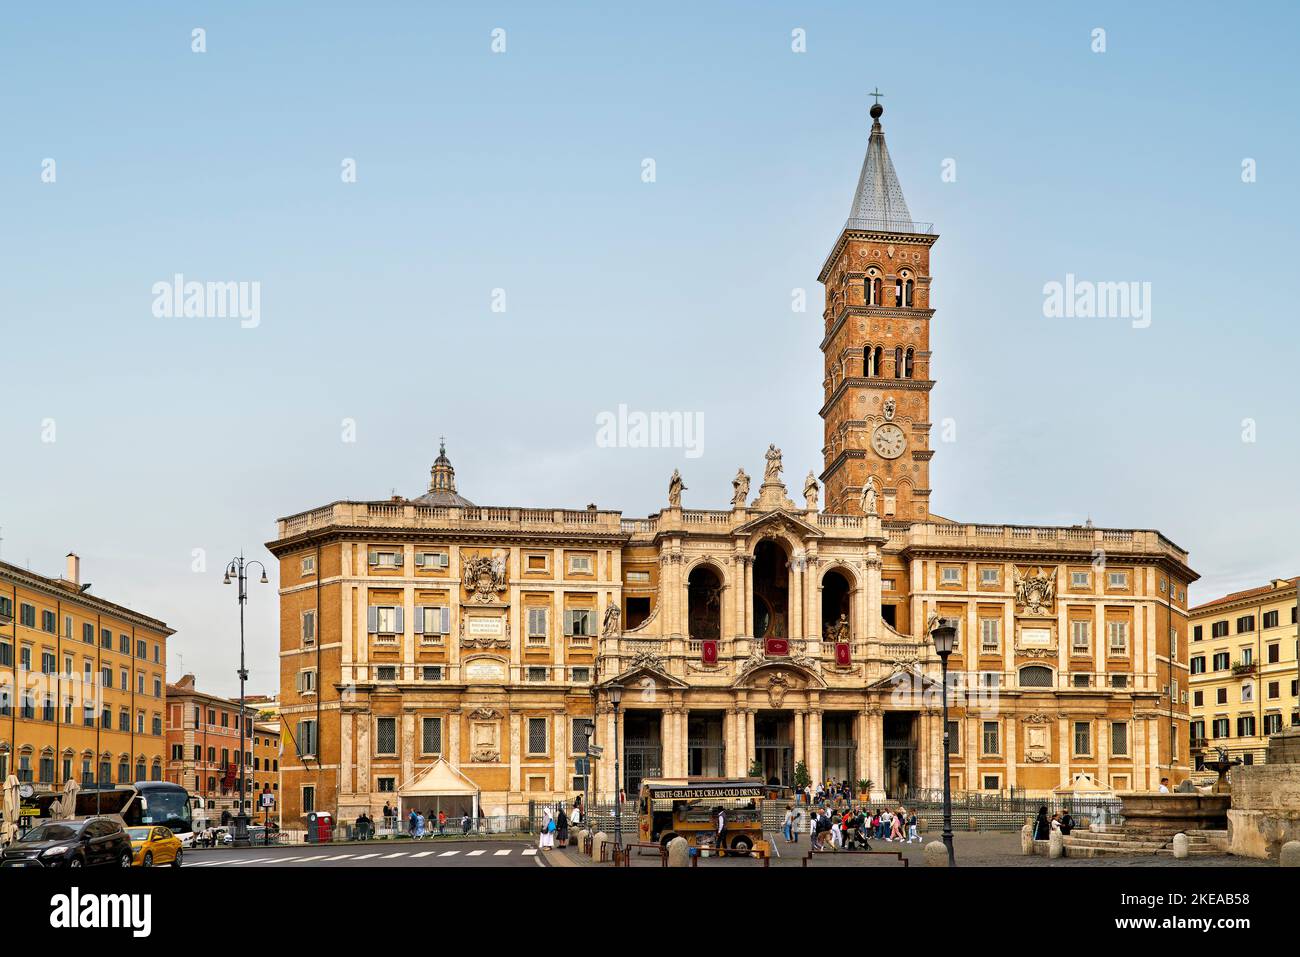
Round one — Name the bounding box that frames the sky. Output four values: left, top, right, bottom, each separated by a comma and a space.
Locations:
2, 1, 1297, 698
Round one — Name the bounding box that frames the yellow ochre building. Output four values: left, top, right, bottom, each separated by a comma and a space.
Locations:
268, 104, 1197, 828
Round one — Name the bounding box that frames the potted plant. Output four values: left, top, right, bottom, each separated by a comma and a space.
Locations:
857, 778, 873, 800
747, 758, 765, 778
793, 760, 811, 801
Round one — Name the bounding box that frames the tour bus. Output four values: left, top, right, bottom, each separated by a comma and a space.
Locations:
33, 782, 195, 845
636, 777, 773, 855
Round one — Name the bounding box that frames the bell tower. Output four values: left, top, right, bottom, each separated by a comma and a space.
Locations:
818, 99, 937, 520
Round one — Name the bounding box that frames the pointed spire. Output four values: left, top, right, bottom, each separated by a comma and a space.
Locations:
847, 98, 914, 232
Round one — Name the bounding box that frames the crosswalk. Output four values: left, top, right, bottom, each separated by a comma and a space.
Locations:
187, 846, 540, 867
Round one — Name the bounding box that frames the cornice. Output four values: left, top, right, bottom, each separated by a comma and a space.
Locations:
266, 525, 630, 557
821, 306, 935, 352
820, 377, 935, 418
819, 228, 940, 282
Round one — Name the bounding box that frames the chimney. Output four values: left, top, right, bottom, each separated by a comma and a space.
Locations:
66, 552, 81, 586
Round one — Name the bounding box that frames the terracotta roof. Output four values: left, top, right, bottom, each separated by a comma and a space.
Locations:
1191, 576, 1298, 613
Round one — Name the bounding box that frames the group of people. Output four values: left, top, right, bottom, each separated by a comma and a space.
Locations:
786, 804, 922, 850
350, 803, 475, 840
538, 798, 583, 850
1031, 806, 1077, 840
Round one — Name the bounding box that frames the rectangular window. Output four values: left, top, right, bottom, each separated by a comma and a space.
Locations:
0, 643, 12, 668
1107, 571, 1128, 589
527, 666, 548, 683
1268, 681, 1280, 699
1193, 625, 1203, 641
1190, 655, 1205, 675
1237, 715, 1256, 737
1070, 620, 1091, 653
81, 622, 94, 644
1071, 571, 1089, 588
297, 669, 317, 694
376, 666, 396, 682
527, 717, 548, 755
570, 718, 594, 753
567, 554, 593, 575
945, 721, 960, 755
1213, 718, 1230, 738
1264, 610, 1279, 629
377, 777, 396, 792
302, 610, 316, 645
417, 606, 450, 637
1216, 687, 1227, 704
302, 786, 315, 813
1264, 713, 1283, 735
0, 596, 11, 622
1268, 643, 1280, 663
421, 717, 442, 754
1236, 615, 1256, 633
526, 554, 550, 572
1073, 721, 1091, 756
982, 775, 1000, 791
979, 619, 999, 653
41, 609, 56, 633
981, 721, 1000, 755
368, 605, 402, 635
300, 555, 316, 575
19, 647, 31, 671
414, 551, 450, 569
296, 720, 318, 757
376, 717, 397, 755
527, 607, 548, 644
135, 640, 147, 659
20, 604, 36, 628
1109, 673, 1128, 689
571, 666, 591, 683
564, 608, 594, 638
1107, 621, 1128, 654
941, 567, 961, 584
980, 568, 999, 585
1111, 722, 1129, 756
421, 666, 443, 682
368, 549, 402, 569
1193, 690, 1204, 707
1212, 620, 1229, 638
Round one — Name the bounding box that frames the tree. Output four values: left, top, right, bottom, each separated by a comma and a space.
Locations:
793, 760, 811, 791
747, 758, 764, 778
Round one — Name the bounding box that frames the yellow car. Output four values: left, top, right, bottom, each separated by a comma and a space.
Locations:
127, 825, 183, 867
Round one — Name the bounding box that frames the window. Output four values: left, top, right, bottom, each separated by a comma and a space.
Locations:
980, 568, 999, 585
1216, 687, 1227, 704
527, 607, 549, 644
41, 651, 56, 675
1264, 610, 1279, 629
41, 609, 56, 633
417, 605, 449, 638
119, 634, 129, 654
421, 666, 443, 681
1107, 571, 1128, 589
81, 622, 93, 644
1071, 571, 1089, 588
1241, 647, 1254, 665
414, 551, 449, 570
1236, 615, 1256, 633
300, 555, 316, 575
1109, 673, 1128, 689
1018, 665, 1053, 688
1193, 625, 1203, 641
376, 718, 397, 754
376, 666, 396, 682
978, 619, 999, 653
421, 717, 442, 754
1070, 620, 1091, 654
368, 606, 402, 635
302, 610, 316, 645
1111, 722, 1129, 756
568, 554, 593, 575
153, 677, 162, 697
1211, 620, 1229, 638
296, 720, 318, 758
527, 717, 548, 755
0, 642, 11, 668
1268, 680, 1280, 699
20, 603, 35, 628
377, 777, 396, 792
1213, 718, 1230, 738
1190, 655, 1205, 675
981, 721, 1000, 755
1193, 690, 1204, 707
1264, 713, 1284, 735
941, 567, 960, 584
945, 721, 960, 754
527, 666, 548, 683
571, 718, 594, 753
1071, 673, 1092, 688
297, 669, 317, 694
1213, 652, 1230, 671
1241, 682, 1254, 703
0, 596, 10, 622
564, 609, 594, 638
1268, 643, 1280, 663
100, 628, 111, 649
302, 786, 315, 813
1073, 721, 1091, 756
571, 667, 591, 684
368, 549, 402, 569
1107, 621, 1128, 654
1237, 715, 1256, 737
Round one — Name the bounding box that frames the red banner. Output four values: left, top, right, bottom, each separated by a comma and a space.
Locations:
835, 641, 851, 666
701, 639, 718, 664
222, 763, 237, 790
765, 637, 789, 656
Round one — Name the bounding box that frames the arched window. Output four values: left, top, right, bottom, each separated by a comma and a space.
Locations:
688, 564, 723, 641
903, 347, 914, 378
865, 270, 881, 306
1019, 665, 1054, 688
865, 346, 877, 377
894, 347, 903, 378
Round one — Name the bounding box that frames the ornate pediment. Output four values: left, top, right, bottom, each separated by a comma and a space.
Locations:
731, 509, 823, 541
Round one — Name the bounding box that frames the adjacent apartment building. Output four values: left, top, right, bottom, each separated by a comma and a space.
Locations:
164, 674, 265, 826
1, 554, 172, 793
1189, 576, 1299, 768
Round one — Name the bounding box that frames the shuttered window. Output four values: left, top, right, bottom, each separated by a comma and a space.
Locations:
416, 606, 450, 635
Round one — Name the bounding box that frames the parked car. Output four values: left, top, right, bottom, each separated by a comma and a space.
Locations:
127, 825, 183, 867
0, 816, 133, 869
222, 825, 270, 846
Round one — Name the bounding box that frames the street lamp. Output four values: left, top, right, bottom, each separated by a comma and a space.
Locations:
930, 616, 957, 867
609, 682, 623, 863
224, 553, 268, 848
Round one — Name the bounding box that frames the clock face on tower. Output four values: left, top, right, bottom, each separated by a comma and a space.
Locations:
871, 422, 907, 459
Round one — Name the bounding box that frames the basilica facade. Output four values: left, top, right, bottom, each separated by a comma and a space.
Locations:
269, 105, 1196, 825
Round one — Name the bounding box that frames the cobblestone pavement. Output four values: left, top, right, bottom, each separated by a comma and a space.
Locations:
610, 831, 1269, 868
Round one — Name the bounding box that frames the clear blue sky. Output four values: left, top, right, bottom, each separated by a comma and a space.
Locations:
2, 1, 1296, 696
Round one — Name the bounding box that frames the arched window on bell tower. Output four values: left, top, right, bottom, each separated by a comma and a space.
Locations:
895, 269, 914, 307
903, 347, 914, 378
864, 346, 876, 377
893, 347, 903, 378
865, 269, 881, 306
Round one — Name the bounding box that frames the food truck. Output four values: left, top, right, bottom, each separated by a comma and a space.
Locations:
636, 777, 774, 855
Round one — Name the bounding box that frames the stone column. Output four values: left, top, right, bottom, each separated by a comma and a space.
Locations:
509, 712, 522, 794
866, 709, 884, 794
1005, 715, 1017, 792
745, 710, 756, 775
724, 708, 738, 776
401, 712, 415, 784
340, 711, 355, 796
794, 708, 806, 767
808, 709, 824, 784
744, 559, 755, 637
553, 709, 567, 798
856, 711, 870, 789
734, 553, 748, 639
790, 555, 804, 640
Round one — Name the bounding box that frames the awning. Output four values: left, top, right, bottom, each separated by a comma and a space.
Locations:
399, 758, 479, 798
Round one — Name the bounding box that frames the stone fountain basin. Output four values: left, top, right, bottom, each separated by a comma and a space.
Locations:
1117, 792, 1230, 833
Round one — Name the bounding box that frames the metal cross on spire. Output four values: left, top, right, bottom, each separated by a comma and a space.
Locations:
869, 87, 884, 106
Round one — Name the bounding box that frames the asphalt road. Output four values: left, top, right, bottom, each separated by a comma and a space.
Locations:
184, 840, 545, 868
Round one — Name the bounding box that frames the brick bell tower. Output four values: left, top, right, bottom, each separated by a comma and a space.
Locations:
818, 99, 938, 520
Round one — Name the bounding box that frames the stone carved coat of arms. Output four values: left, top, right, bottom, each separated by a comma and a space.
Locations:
1013, 566, 1057, 615
462, 554, 508, 603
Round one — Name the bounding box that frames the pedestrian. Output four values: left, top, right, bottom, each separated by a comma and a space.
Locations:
408, 808, 418, 837
1033, 805, 1050, 841
382, 802, 392, 831
415, 811, 426, 839
1050, 812, 1062, 833
714, 806, 727, 854
556, 806, 569, 847
890, 807, 904, 842
1158, 777, 1170, 793
438, 810, 447, 836
1059, 810, 1075, 836
539, 806, 553, 850
571, 795, 583, 828
907, 811, 920, 843
783, 805, 794, 843
461, 812, 471, 835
